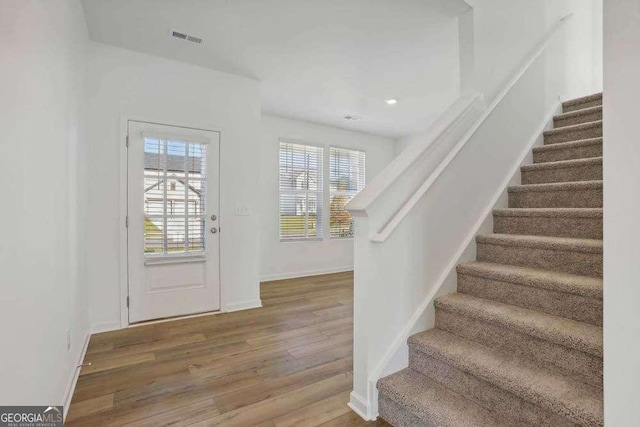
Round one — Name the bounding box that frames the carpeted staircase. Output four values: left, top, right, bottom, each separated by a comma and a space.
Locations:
377, 93, 603, 426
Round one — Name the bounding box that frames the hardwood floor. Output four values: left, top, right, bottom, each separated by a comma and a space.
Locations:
67, 272, 390, 426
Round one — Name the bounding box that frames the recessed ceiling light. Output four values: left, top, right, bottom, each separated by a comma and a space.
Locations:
385, 99, 398, 105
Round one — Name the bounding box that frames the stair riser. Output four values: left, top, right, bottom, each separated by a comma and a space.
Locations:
534, 142, 602, 163
521, 163, 602, 184
554, 111, 602, 128
545, 124, 602, 145
563, 99, 602, 113
378, 396, 425, 427
435, 309, 602, 387
457, 273, 602, 326
493, 215, 603, 239
378, 369, 510, 426
509, 188, 602, 208
409, 350, 575, 427
476, 241, 602, 277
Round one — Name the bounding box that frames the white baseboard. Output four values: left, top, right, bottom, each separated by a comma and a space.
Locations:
63, 332, 91, 420
260, 266, 353, 282
224, 299, 263, 312
348, 391, 375, 421
91, 321, 121, 334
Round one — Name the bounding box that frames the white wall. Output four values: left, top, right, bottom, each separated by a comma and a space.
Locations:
85, 42, 262, 330
470, 0, 602, 103
395, 0, 603, 158
603, 0, 640, 424
0, 0, 89, 408
470, 0, 546, 101
544, 0, 603, 97
259, 115, 395, 281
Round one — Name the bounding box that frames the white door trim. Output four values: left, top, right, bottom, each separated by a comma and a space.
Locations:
118, 113, 226, 329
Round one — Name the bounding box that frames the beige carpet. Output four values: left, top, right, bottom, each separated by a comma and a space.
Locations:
377, 93, 603, 426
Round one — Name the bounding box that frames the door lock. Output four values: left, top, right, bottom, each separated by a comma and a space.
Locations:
210, 227, 218, 234
211, 214, 217, 221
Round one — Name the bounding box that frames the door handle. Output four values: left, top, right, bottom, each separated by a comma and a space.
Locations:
210, 227, 218, 234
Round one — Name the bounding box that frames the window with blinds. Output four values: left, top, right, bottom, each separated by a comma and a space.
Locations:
143, 138, 207, 255
329, 147, 366, 238
279, 141, 324, 240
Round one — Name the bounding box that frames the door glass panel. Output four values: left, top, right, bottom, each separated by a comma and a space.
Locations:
143, 138, 207, 255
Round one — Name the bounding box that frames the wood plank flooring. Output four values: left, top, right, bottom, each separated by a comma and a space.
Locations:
67, 272, 390, 426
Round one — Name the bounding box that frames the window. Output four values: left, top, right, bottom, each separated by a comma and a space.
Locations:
329, 147, 366, 238
143, 138, 207, 255
279, 141, 323, 240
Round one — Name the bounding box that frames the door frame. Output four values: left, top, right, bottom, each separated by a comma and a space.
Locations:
118, 113, 225, 329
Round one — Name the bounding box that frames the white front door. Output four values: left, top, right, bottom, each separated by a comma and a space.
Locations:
127, 121, 220, 323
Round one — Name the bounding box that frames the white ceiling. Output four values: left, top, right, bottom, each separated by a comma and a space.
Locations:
81, 0, 469, 138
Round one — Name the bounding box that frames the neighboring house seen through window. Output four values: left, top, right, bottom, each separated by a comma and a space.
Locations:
329, 147, 365, 238
279, 142, 324, 240
144, 138, 207, 254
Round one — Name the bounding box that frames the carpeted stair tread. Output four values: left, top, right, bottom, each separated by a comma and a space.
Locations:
377, 368, 510, 427
408, 329, 604, 426
476, 233, 602, 254
554, 105, 602, 121
520, 157, 602, 184
534, 137, 602, 153
521, 156, 602, 172
434, 293, 602, 357
533, 138, 602, 163
509, 180, 602, 194
562, 93, 602, 110
544, 121, 602, 144
553, 106, 602, 128
476, 233, 602, 277
457, 261, 602, 299
492, 207, 603, 239
457, 261, 603, 325
493, 207, 602, 218
544, 120, 602, 136
508, 180, 603, 209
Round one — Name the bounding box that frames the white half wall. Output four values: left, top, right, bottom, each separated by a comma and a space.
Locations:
603, 0, 640, 424
0, 0, 90, 407
259, 115, 396, 281
85, 42, 262, 329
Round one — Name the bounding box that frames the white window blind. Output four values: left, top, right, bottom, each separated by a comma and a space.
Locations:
329, 147, 366, 238
143, 138, 207, 255
279, 141, 324, 240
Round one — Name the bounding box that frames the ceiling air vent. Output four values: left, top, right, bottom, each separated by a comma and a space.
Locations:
171, 29, 203, 44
